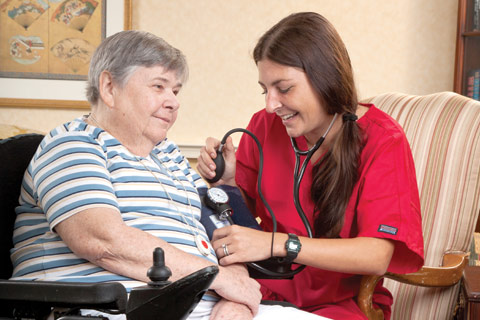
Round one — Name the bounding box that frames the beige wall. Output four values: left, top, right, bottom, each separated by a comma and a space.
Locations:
0, 0, 459, 152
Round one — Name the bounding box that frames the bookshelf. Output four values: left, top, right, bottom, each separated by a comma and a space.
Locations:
454, 0, 480, 100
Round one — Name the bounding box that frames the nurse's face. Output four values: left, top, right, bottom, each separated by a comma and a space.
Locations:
257, 59, 330, 145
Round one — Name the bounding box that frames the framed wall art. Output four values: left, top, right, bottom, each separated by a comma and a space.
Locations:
0, 0, 132, 109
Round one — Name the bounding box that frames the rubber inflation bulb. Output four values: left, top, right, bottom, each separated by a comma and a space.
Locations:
206, 151, 225, 183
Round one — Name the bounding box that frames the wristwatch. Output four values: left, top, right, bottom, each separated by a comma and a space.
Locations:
204, 187, 233, 220
284, 233, 302, 262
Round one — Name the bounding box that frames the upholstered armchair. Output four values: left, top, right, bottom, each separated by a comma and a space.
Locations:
358, 92, 480, 319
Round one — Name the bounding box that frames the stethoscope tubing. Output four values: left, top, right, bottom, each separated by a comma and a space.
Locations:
290, 112, 338, 238
218, 113, 338, 277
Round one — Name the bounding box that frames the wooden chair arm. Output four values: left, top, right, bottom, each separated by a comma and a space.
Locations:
357, 252, 469, 320
358, 274, 384, 320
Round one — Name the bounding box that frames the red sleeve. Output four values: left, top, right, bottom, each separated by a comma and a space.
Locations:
355, 131, 424, 274
235, 111, 264, 201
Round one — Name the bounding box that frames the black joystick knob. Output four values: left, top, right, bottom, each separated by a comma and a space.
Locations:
206, 151, 225, 183
147, 247, 172, 287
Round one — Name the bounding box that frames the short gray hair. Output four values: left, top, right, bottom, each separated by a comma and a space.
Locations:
86, 30, 188, 105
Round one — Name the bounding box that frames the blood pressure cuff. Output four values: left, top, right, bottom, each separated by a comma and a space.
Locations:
198, 185, 261, 240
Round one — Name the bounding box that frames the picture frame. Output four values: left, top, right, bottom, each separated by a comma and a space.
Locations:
0, 0, 132, 110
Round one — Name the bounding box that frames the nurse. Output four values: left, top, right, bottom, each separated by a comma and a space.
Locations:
197, 12, 424, 320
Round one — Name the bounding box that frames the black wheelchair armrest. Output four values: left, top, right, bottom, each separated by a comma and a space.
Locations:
127, 265, 219, 320
0, 280, 127, 318
0, 247, 219, 320
0, 266, 219, 320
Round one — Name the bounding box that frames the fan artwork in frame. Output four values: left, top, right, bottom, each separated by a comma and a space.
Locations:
0, 0, 106, 81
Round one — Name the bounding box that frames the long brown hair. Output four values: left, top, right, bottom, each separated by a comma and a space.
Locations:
253, 12, 362, 238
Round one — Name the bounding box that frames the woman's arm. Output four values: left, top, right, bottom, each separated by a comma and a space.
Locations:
56, 207, 207, 282
212, 225, 394, 276
210, 298, 253, 320
281, 235, 394, 276
55, 207, 262, 315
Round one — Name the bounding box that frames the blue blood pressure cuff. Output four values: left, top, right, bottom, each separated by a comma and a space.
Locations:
198, 185, 261, 239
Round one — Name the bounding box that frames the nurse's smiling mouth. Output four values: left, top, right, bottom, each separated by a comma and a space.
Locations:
279, 112, 299, 124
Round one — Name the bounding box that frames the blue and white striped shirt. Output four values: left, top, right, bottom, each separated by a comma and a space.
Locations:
11, 118, 217, 293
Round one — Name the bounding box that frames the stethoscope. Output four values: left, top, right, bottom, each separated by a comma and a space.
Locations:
206, 113, 338, 278
290, 112, 338, 238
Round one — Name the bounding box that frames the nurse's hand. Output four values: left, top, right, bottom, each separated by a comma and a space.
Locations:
212, 225, 282, 265
197, 136, 236, 186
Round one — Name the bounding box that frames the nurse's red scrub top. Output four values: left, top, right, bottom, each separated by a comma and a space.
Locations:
235, 105, 424, 318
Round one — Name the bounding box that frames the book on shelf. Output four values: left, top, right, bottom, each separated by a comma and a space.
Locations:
469, 232, 479, 266
466, 69, 480, 101
475, 0, 480, 31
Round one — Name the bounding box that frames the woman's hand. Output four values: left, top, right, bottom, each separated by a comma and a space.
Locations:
197, 136, 237, 186
212, 225, 275, 265
210, 298, 253, 320
211, 263, 261, 316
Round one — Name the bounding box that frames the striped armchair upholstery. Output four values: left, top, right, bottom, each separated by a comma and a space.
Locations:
359, 92, 480, 319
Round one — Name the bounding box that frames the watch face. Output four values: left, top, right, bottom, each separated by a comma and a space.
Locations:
207, 187, 229, 204
288, 242, 299, 250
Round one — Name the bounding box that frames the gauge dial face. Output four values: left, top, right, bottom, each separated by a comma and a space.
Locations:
207, 187, 229, 204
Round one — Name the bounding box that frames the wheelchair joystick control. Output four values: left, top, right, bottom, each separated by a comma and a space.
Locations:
147, 247, 172, 287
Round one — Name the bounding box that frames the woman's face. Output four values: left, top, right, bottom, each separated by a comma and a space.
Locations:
113, 65, 182, 147
257, 59, 330, 145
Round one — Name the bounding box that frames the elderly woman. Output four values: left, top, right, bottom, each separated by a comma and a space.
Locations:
10, 31, 324, 320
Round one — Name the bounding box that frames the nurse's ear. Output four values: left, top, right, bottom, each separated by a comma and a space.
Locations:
98, 70, 116, 109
